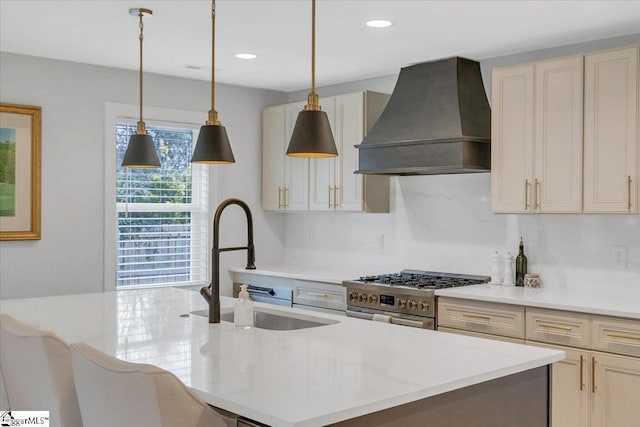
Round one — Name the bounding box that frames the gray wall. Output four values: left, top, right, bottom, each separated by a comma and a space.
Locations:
0, 52, 288, 299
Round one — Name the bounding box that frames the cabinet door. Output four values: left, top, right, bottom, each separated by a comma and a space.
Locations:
334, 92, 364, 211
491, 64, 535, 213
591, 352, 640, 427
530, 343, 590, 427
309, 97, 336, 211
534, 56, 584, 213
284, 102, 309, 211
584, 46, 638, 213
262, 105, 286, 211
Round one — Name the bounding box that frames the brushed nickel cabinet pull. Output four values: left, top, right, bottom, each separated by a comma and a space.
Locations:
606, 332, 640, 342
334, 186, 339, 208
628, 176, 633, 211
278, 187, 283, 209
591, 357, 596, 394
535, 179, 541, 210
525, 180, 531, 210
538, 322, 573, 332
328, 185, 333, 208
579, 355, 584, 391
284, 187, 289, 208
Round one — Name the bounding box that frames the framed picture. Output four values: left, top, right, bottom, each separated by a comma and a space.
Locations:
0, 103, 41, 240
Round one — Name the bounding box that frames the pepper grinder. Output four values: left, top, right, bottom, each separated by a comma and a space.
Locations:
489, 251, 502, 285
503, 252, 515, 286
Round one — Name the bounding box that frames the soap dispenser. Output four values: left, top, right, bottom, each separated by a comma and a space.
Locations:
234, 284, 254, 329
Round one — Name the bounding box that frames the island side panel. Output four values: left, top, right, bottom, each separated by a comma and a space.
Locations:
331, 366, 549, 427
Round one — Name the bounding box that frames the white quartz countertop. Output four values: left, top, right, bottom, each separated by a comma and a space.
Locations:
436, 284, 640, 320
0, 288, 563, 427
229, 264, 370, 285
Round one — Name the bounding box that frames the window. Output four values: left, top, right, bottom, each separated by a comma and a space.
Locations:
110, 110, 209, 288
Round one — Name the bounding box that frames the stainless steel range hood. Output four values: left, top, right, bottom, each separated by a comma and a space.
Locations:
355, 57, 491, 175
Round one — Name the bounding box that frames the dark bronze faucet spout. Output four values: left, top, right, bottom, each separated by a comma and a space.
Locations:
201, 198, 256, 323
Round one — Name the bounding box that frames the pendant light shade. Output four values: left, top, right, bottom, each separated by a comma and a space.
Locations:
191, 0, 235, 164
286, 0, 338, 158
122, 8, 160, 168
122, 133, 160, 167
192, 124, 235, 163
286, 110, 337, 158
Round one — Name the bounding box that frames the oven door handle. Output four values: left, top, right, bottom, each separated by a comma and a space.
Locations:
345, 309, 374, 320
246, 285, 276, 296
391, 317, 430, 328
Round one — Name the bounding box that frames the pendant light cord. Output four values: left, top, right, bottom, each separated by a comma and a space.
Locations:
137, 11, 146, 134
208, 0, 220, 125
311, 0, 315, 95
306, 0, 319, 111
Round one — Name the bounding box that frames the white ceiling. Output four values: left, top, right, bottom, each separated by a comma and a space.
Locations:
2, 1, 640, 92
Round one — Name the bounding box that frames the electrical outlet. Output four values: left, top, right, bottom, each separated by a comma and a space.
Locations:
376, 234, 385, 250
612, 245, 627, 267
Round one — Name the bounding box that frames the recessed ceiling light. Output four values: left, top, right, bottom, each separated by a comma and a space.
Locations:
366, 19, 392, 28
235, 53, 257, 60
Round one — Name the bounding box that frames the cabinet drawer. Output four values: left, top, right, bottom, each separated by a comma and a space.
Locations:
438, 326, 525, 344
293, 281, 346, 311
592, 316, 640, 358
526, 308, 591, 348
437, 298, 524, 339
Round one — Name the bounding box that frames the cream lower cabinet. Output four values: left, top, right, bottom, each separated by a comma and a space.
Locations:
591, 351, 640, 427
492, 55, 583, 213
264, 91, 390, 213
437, 298, 640, 427
584, 45, 639, 213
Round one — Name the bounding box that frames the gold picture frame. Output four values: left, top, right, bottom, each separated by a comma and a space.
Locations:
0, 103, 41, 240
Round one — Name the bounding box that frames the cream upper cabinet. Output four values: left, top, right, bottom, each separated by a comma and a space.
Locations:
491, 64, 534, 213
584, 46, 639, 213
534, 56, 584, 213
266, 91, 390, 213
262, 102, 309, 211
492, 56, 583, 213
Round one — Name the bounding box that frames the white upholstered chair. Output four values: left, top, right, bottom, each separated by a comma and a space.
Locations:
0, 314, 83, 427
69, 342, 235, 427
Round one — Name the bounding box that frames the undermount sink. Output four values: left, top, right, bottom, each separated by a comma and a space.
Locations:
190, 307, 339, 330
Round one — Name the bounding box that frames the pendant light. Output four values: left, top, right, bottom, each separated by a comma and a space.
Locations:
122, 8, 160, 168
191, 0, 235, 164
286, 0, 338, 158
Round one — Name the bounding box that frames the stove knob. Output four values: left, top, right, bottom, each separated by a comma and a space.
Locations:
348, 291, 358, 302
358, 293, 368, 303
368, 294, 378, 304
418, 301, 430, 311
397, 298, 407, 309
407, 300, 417, 310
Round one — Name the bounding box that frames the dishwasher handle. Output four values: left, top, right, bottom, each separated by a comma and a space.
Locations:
246, 285, 276, 296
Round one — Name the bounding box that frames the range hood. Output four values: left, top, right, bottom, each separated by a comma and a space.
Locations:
355, 57, 491, 175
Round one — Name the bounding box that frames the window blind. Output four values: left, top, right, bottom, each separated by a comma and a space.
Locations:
115, 122, 208, 287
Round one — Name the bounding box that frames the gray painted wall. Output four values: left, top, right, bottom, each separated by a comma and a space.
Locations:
0, 52, 288, 299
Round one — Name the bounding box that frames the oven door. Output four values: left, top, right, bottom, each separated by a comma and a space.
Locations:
346, 307, 435, 330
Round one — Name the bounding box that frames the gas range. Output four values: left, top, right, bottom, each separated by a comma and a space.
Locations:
342, 270, 489, 329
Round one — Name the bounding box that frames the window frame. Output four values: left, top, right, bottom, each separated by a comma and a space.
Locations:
104, 102, 215, 292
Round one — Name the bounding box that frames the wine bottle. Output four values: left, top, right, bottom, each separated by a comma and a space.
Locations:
515, 237, 527, 287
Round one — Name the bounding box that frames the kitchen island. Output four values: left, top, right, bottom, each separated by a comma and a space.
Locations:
0, 287, 563, 426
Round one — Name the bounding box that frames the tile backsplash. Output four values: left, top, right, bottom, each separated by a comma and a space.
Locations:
284, 174, 639, 289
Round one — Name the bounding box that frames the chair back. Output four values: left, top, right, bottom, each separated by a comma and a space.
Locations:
0, 314, 83, 427
70, 342, 232, 427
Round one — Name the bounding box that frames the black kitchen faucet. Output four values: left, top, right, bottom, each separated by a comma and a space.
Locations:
200, 198, 256, 323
